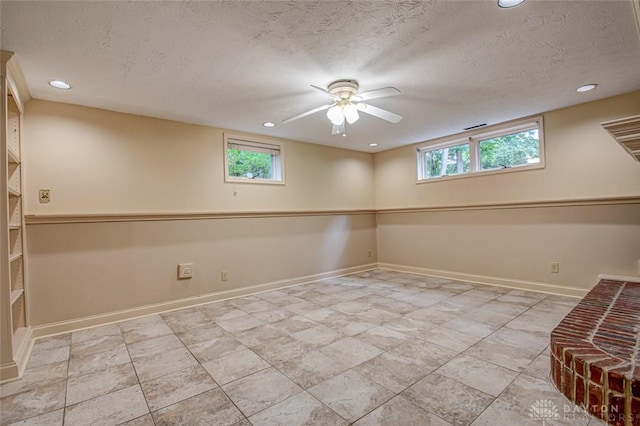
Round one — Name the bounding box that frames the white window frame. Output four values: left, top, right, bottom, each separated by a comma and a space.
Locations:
416, 116, 544, 183
224, 133, 285, 185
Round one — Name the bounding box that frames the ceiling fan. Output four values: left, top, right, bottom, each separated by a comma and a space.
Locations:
282, 80, 403, 136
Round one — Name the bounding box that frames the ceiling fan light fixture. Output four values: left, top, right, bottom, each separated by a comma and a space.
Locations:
327, 105, 345, 125
344, 103, 359, 124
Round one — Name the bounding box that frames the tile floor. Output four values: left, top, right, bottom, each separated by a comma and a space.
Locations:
0, 270, 608, 426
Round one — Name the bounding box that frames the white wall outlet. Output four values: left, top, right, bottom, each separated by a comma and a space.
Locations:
178, 263, 194, 279
221, 270, 228, 281
39, 189, 51, 204
550, 262, 560, 273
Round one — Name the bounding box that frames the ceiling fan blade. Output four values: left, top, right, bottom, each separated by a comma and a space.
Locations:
311, 84, 340, 101
357, 103, 403, 123
353, 87, 400, 102
282, 103, 334, 124
310, 84, 332, 96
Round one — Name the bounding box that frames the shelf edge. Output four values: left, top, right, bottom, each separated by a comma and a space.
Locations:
10, 289, 24, 305
7, 147, 20, 164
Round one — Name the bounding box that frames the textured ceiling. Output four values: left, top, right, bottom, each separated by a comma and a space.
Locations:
1, 1, 639, 152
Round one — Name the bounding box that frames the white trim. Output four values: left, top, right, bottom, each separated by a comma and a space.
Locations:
223, 132, 285, 185
0, 326, 32, 383
597, 273, 640, 284
377, 262, 587, 298
416, 161, 544, 184
30, 263, 377, 338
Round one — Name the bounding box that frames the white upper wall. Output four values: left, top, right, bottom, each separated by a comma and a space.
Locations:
374, 91, 640, 209
23, 100, 375, 215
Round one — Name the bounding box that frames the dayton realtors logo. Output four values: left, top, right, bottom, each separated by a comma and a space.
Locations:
529, 399, 559, 425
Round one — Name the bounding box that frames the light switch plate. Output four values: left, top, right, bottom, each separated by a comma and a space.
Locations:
39, 189, 51, 203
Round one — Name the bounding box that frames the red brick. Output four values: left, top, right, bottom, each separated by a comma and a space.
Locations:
591, 359, 624, 385
607, 368, 626, 394
633, 378, 640, 398
591, 363, 604, 384
564, 350, 573, 368
563, 367, 574, 400
575, 357, 586, 376
589, 383, 604, 417
607, 393, 625, 426
553, 357, 562, 389
575, 375, 586, 407
631, 398, 640, 426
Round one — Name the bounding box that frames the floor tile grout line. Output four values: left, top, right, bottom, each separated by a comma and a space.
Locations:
119, 327, 155, 425
151, 323, 246, 423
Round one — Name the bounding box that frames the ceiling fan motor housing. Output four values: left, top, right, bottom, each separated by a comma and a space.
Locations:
328, 80, 359, 100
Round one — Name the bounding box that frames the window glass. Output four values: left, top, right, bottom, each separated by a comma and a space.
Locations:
224, 136, 284, 184
479, 129, 540, 170
416, 118, 543, 182
423, 143, 470, 178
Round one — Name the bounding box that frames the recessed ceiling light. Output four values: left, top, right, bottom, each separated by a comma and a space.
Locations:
368, 143, 378, 147
497, 0, 525, 8
576, 84, 597, 93
262, 122, 276, 128
49, 80, 71, 90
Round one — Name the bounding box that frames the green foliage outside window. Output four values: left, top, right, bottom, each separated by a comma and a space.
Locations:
425, 144, 470, 178
424, 129, 540, 178
479, 130, 539, 170
227, 149, 272, 179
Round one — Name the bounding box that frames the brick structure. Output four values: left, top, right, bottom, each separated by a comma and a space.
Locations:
550, 279, 640, 426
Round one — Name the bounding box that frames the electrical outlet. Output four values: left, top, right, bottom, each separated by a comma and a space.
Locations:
368, 250, 372, 258
550, 262, 560, 273
178, 263, 194, 279
221, 270, 228, 281
39, 189, 51, 204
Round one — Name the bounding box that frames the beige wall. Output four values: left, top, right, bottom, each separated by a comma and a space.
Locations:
27, 214, 376, 326
377, 204, 640, 292
374, 91, 640, 291
22, 100, 377, 328
374, 91, 640, 209
20, 93, 640, 330
23, 100, 375, 214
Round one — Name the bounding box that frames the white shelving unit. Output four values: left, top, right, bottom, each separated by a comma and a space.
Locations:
1, 50, 31, 382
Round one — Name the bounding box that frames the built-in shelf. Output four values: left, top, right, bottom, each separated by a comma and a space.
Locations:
601, 115, 640, 162
2, 50, 30, 382
12, 327, 29, 350
10, 289, 23, 305
7, 146, 19, 164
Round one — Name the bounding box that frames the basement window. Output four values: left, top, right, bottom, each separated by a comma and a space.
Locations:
417, 117, 544, 182
224, 134, 285, 184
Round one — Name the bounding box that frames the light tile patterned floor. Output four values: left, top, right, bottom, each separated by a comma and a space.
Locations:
0, 270, 607, 425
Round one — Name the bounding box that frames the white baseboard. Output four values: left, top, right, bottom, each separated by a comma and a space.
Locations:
0, 362, 18, 383
0, 327, 33, 383
598, 273, 640, 283
31, 263, 378, 338
377, 263, 588, 298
